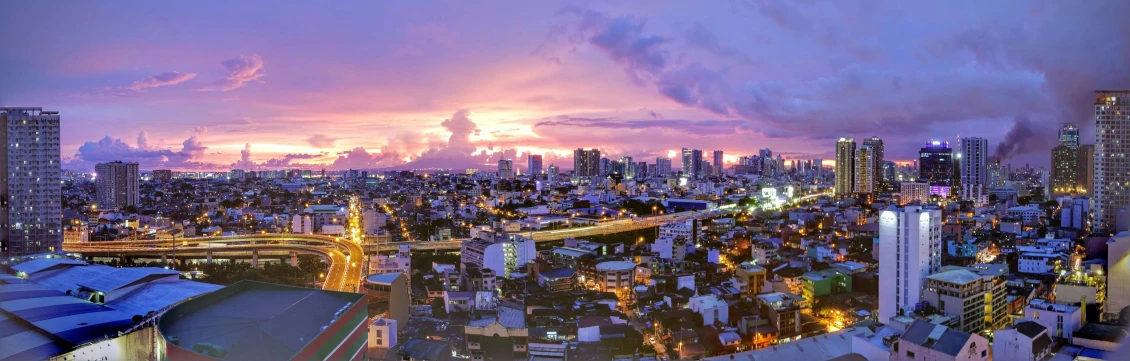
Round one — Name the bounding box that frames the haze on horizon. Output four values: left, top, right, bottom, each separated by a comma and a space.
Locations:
1, 1, 1127, 172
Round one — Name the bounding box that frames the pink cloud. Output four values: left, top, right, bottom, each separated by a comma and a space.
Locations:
196, 55, 266, 91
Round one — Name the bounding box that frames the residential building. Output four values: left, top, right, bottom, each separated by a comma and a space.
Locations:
1077, 144, 1095, 195
573, 148, 600, 178
498, 159, 515, 179
836, 138, 856, 198
801, 269, 852, 304
1094, 90, 1130, 232
656, 157, 672, 176
891, 319, 989, 361
992, 321, 1054, 361
1107, 232, 1130, 320
1, 107, 63, 257
527, 154, 543, 175
95, 161, 139, 209
899, 181, 930, 205
681, 148, 704, 178
922, 269, 987, 334
152, 169, 173, 182
363, 272, 411, 326
855, 144, 875, 194
754, 292, 802, 339
863, 136, 885, 188
878, 205, 942, 323
590, 260, 635, 294
1024, 298, 1082, 340
620, 156, 635, 179
712, 150, 723, 176
959, 137, 988, 202
1051, 144, 1078, 195
460, 236, 536, 278
689, 294, 728, 326
368, 318, 398, 359
733, 262, 767, 297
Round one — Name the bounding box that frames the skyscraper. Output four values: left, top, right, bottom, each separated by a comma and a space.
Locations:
862, 136, 884, 187
988, 160, 1007, 189
1095, 90, 1130, 232
959, 137, 988, 202
692, 149, 703, 178
95, 161, 140, 209
835, 138, 856, 198
1077, 144, 1095, 195
527, 154, 543, 176
1060, 123, 1080, 148
919, 141, 954, 187
1051, 145, 1078, 195
712, 150, 723, 176
620, 156, 635, 179
855, 144, 874, 194
878, 205, 942, 323
497, 159, 514, 179
573, 148, 600, 178
681, 148, 693, 177
656, 157, 672, 176
1, 107, 62, 257
759, 149, 773, 176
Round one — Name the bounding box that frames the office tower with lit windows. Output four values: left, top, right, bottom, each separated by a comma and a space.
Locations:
988, 160, 1007, 189
637, 161, 648, 178
1, 107, 62, 257
527, 154, 543, 176
95, 161, 139, 209
862, 136, 884, 187
959, 137, 988, 202
1050, 124, 1080, 196
573, 148, 600, 178
878, 205, 942, 323
656, 157, 672, 176
712, 150, 723, 176
855, 144, 875, 194
835, 138, 856, 198
1095, 90, 1130, 232
1060, 123, 1080, 148
1077, 144, 1095, 195
919, 140, 954, 187
759, 149, 773, 176
546, 165, 560, 182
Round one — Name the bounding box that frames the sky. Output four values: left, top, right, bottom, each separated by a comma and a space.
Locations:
2, 1, 1128, 172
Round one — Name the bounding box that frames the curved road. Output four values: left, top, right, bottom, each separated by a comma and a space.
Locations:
63, 233, 364, 293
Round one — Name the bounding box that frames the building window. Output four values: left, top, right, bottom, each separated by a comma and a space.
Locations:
907, 351, 915, 358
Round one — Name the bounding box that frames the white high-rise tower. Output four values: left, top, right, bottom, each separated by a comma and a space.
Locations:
878, 205, 942, 323
959, 137, 989, 203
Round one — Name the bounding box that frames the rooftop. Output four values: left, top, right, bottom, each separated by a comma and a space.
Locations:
468, 306, 526, 329
0, 282, 134, 359
596, 260, 636, 272
927, 269, 982, 285
703, 326, 872, 361
1027, 298, 1080, 313
1073, 323, 1128, 343
900, 320, 973, 357
158, 281, 365, 361
365, 272, 404, 285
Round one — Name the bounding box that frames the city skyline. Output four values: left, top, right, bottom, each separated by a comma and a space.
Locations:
2, 1, 1129, 172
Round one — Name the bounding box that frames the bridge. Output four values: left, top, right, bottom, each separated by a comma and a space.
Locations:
63, 233, 364, 293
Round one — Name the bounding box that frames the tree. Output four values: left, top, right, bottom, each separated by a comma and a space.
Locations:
431, 298, 447, 318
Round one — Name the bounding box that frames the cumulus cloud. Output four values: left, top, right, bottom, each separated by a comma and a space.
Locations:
331, 147, 402, 169
196, 55, 266, 91
306, 134, 338, 148
136, 131, 150, 150
230, 143, 324, 169
126, 71, 197, 91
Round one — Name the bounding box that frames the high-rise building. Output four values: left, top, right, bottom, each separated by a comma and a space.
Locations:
1108, 232, 1130, 320
692, 149, 703, 177
835, 138, 856, 198
855, 144, 875, 194
656, 157, 672, 176
919, 140, 954, 187
988, 160, 1007, 189
637, 161, 648, 178
497, 159, 514, 179
760, 149, 774, 176
620, 156, 635, 179
599, 157, 611, 176
95, 161, 139, 209
681, 148, 694, 176
546, 164, 560, 182
527, 154, 543, 176
1077, 144, 1095, 195
573, 148, 600, 178
1, 107, 62, 257
712, 150, 723, 176
1051, 145, 1078, 195
959, 137, 989, 202
1094, 90, 1130, 232
862, 136, 884, 187
1060, 123, 1080, 148
878, 205, 942, 323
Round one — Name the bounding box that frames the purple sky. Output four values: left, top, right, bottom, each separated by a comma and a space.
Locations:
1, 1, 1127, 171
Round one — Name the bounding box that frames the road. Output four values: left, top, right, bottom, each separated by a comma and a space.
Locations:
63, 233, 365, 293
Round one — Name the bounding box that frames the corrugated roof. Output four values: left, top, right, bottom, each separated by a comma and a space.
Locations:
76, 268, 179, 293
10, 258, 85, 275
0, 283, 134, 347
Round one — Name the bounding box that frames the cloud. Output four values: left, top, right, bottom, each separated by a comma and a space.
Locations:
126, 71, 197, 91
306, 134, 338, 148
193, 126, 208, 135
685, 24, 754, 64
331, 146, 401, 169
534, 115, 742, 134
196, 55, 266, 91
992, 116, 1046, 162
136, 131, 150, 150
